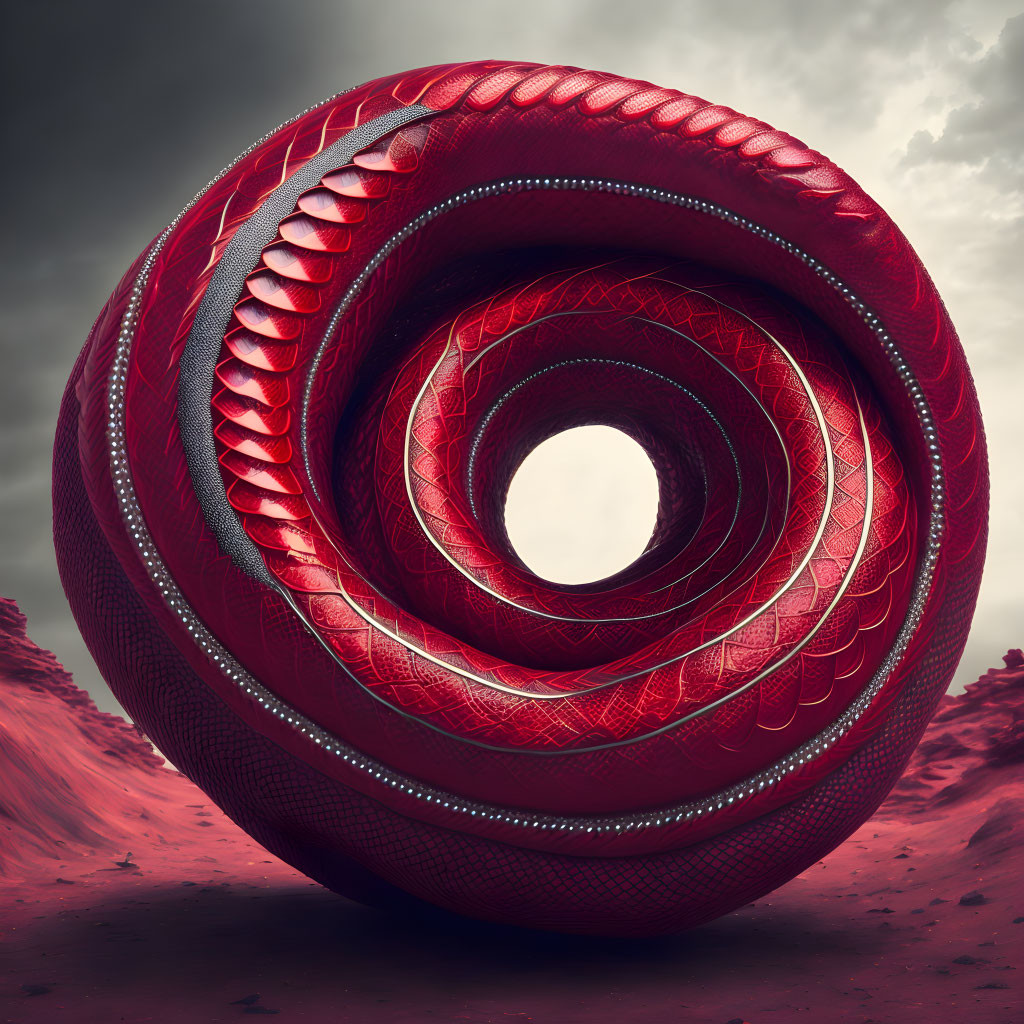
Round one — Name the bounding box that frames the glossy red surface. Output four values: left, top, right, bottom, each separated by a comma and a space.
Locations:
53, 61, 987, 934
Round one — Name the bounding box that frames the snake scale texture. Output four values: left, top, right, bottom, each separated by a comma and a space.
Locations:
52, 61, 987, 935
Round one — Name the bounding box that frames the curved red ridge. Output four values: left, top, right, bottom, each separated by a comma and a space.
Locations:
52, 60, 988, 935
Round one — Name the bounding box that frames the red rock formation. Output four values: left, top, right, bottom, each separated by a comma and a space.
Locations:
1, 598, 1020, 1022
0, 598, 167, 876
889, 648, 1024, 810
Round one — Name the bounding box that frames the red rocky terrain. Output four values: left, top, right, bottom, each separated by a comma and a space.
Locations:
0, 596, 1020, 1023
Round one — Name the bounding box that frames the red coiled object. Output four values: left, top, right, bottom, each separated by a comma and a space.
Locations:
53, 61, 988, 935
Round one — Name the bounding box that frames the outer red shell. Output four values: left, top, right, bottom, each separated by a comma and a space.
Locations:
53, 61, 987, 935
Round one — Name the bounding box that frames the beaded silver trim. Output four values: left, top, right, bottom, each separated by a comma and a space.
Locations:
107, 156, 944, 836
419, 343, 751, 623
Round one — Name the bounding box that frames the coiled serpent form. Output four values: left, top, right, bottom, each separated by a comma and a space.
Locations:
53, 61, 988, 935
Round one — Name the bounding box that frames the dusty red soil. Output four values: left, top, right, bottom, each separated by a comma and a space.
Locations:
1, 596, 1020, 1023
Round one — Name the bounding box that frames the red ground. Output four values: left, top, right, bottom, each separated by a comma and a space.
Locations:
1, 596, 1020, 1023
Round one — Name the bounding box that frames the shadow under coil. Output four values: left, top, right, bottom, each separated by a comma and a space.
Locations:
52, 61, 987, 935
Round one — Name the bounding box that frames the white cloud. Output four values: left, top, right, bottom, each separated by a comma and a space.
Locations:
5, 0, 1020, 710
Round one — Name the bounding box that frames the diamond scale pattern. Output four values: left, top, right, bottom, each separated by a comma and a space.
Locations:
53, 61, 987, 935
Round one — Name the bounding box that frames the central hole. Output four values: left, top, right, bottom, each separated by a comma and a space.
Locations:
503, 425, 660, 586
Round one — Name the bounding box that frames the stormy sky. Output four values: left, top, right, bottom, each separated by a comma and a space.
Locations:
1, 0, 1020, 716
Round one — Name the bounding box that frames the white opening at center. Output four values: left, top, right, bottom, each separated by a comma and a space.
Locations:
503, 425, 660, 585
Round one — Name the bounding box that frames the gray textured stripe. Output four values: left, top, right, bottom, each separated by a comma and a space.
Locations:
111, 193, 946, 834
177, 103, 435, 585
107, 111, 950, 831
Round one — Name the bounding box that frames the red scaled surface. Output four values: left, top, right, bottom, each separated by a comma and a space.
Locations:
2, 602, 1020, 1023
52, 61, 987, 934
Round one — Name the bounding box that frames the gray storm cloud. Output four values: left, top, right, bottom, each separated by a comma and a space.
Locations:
1, 0, 1019, 715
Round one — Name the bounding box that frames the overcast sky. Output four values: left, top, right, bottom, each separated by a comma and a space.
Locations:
1, 0, 1020, 716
